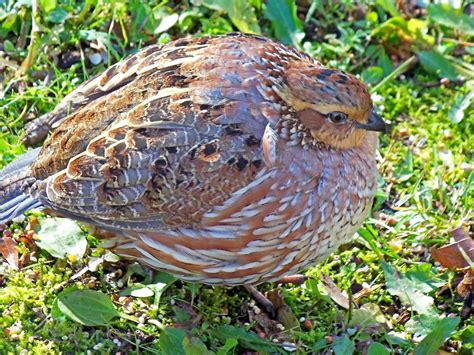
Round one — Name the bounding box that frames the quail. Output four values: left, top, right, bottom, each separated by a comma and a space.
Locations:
0, 33, 385, 286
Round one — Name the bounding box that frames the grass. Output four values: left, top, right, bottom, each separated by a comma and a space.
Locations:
0, 0, 473, 353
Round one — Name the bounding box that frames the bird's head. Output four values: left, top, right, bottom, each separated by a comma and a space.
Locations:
277, 64, 386, 150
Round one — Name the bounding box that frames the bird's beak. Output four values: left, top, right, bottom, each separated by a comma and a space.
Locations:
355, 110, 386, 133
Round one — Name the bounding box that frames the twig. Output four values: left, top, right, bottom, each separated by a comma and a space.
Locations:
442, 38, 474, 47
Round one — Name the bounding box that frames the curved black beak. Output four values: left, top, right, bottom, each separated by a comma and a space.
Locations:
355, 110, 386, 133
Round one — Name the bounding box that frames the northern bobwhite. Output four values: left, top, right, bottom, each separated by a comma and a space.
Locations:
0, 33, 385, 286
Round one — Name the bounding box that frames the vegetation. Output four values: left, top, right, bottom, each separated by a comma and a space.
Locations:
0, 0, 472, 353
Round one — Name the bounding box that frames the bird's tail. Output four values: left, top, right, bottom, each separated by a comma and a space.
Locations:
0, 148, 42, 224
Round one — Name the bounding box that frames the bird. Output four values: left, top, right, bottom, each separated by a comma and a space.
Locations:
0, 33, 385, 286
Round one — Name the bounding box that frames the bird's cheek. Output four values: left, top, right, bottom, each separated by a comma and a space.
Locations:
297, 108, 325, 130
309, 128, 327, 143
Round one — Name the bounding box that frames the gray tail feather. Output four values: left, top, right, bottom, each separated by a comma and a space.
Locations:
0, 148, 42, 224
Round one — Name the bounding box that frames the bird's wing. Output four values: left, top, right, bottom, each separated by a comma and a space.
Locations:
30, 34, 289, 231
24, 44, 166, 144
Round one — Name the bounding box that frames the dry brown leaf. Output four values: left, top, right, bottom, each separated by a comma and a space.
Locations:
456, 269, 473, 298
431, 227, 474, 271
353, 284, 382, 303
0, 235, 19, 270
265, 289, 300, 332
321, 273, 350, 309
461, 290, 472, 321
456, 269, 473, 320
171, 300, 202, 330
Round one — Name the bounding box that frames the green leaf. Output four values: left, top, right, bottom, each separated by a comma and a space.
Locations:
381, 261, 436, 315
154, 13, 179, 34
3, 39, 15, 53
428, 4, 474, 35
264, 0, 304, 47
417, 50, 458, 81
200, 16, 233, 35
56, 289, 119, 326
211, 325, 281, 353
159, 328, 186, 355
178, 9, 202, 32
14, 0, 32, 8
331, 335, 355, 355
39, 0, 56, 13
51, 286, 78, 320
414, 317, 460, 355
200, 0, 261, 34
183, 336, 211, 355
148, 271, 177, 305
404, 264, 445, 293
303, 278, 332, 303
375, 0, 399, 17
394, 149, 414, 182
366, 11, 378, 24
217, 338, 238, 355
368, 342, 389, 355
312, 338, 328, 352
349, 303, 387, 328
376, 50, 393, 76
460, 325, 474, 349
120, 284, 155, 298
78, 29, 107, 42
406, 313, 443, 338
46, 7, 68, 23
448, 81, 474, 123
362, 66, 384, 84
35, 217, 87, 260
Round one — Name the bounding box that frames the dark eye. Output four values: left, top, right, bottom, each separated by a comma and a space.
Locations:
327, 111, 348, 125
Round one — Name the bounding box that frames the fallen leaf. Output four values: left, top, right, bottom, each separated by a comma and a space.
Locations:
172, 301, 202, 329
35, 217, 87, 260
321, 273, 350, 309
353, 284, 382, 302
0, 235, 19, 270
461, 290, 472, 321
431, 228, 474, 270
456, 269, 473, 298
349, 303, 389, 329
265, 289, 300, 332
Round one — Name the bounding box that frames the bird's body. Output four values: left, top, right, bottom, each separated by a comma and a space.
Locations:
0, 33, 384, 285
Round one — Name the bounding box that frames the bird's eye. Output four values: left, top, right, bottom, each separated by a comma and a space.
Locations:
327, 111, 348, 125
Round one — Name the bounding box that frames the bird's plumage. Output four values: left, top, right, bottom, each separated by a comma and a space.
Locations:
0, 33, 383, 285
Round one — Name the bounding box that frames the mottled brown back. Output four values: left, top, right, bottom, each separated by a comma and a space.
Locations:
30, 34, 313, 230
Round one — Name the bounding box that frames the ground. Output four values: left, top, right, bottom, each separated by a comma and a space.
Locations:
0, 1, 472, 354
